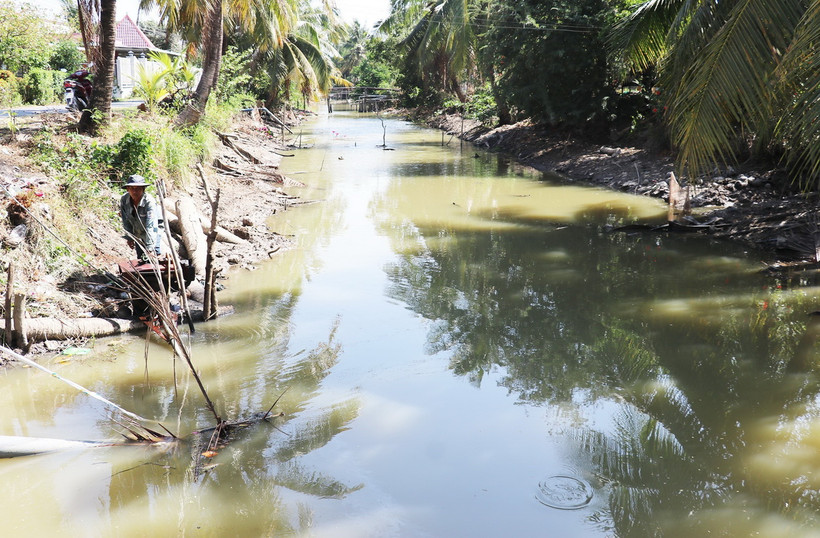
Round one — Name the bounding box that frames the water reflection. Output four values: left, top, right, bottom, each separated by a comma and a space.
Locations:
376, 186, 820, 534
4, 112, 820, 536
0, 318, 362, 536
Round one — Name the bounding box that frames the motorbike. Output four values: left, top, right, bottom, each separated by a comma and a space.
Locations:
64, 69, 92, 111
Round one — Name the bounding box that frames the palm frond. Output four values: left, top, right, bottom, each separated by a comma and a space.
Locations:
608, 0, 690, 71
775, 3, 820, 183
668, 0, 803, 176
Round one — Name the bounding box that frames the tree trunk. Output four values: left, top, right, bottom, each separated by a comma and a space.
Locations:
450, 73, 467, 103
176, 0, 223, 128
84, 0, 116, 130
490, 74, 511, 125
0, 317, 143, 341
12, 293, 27, 351
4, 265, 13, 345
175, 197, 208, 277
163, 199, 247, 245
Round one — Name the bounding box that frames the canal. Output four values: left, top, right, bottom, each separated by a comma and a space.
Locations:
1, 110, 819, 537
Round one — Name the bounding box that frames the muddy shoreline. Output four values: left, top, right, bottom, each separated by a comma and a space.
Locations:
0, 112, 312, 358
423, 112, 820, 264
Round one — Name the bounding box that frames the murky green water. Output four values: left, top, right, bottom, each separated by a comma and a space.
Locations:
2, 111, 820, 537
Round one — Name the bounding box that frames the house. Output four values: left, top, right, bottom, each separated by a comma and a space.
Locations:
113, 15, 177, 99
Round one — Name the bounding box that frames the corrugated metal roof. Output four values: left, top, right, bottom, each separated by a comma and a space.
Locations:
115, 15, 156, 51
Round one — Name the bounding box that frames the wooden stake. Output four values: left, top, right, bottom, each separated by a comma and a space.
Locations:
13, 293, 27, 350
5, 265, 13, 345
156, 180, 195, 334
668, 172, 680, 222
203, 188, 221, 321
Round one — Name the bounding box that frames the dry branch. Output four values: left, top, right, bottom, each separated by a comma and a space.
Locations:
217, 131, 262, 164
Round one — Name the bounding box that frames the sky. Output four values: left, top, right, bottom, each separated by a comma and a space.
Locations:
334, 0, 391, 27
37, 0, 391, 29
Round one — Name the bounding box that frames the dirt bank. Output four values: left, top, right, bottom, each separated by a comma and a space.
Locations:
0, 110, 312, 358
424, 113, 820, 263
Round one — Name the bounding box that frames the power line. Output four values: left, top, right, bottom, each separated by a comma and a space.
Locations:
404, 14, 603, 33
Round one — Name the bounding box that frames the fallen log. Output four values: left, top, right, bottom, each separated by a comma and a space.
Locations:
217, 131, 262, 164
0, 308, 229, 343
212, 158, 243, 176
0, 435, 113, 458
0, 317, 144, 340
163, 199, 248, 245
176, 197, 208, 276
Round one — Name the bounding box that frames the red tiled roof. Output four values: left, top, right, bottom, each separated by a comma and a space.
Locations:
115, 15, 157, 50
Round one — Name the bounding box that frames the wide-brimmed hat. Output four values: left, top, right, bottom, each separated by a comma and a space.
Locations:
124, 174, 150, 188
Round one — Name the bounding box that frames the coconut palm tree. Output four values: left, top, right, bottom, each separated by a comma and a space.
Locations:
176, 0, 223, 127
87, 0, 117, 128
381, 0, 476, 102
338, 21, 369, 80
609, 0, 812, 181
234, 1, 344, 107
140, 0, 301, 126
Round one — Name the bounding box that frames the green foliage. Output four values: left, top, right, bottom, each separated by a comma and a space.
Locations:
440, 86, 497, 125
110, 129, 156, 184
132, 64, 169, 112
153, 52, 198, 111
480, 0, 616, 130
131, 52, 199, 113
0, 70, 22, 108
21, 68, 63, 105
464, 83, 497, 125
31, 130, 113, 205
215, 47, 257, 103
0, 2, 52, 73
392, 44, 446, 109
145, 128, 197, 188
350, 38, 399, 89
49, 40, 84, 72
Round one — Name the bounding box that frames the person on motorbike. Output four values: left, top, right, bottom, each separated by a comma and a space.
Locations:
120, 174, 164, 262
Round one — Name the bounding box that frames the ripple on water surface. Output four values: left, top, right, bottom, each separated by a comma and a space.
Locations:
535, 475, 595, 510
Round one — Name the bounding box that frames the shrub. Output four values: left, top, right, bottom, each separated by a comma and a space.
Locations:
0, 70, 22, 107
214, 47, 254, 104
22, 68, 62, 105
110, 129, 156, 184
31, 130, 113, 206
49, 40, 84, 72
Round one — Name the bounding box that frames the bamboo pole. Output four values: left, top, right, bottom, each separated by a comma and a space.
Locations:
156, 181, 195, 333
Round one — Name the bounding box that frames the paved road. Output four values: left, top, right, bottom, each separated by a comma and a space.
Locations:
0, 100, 143, 118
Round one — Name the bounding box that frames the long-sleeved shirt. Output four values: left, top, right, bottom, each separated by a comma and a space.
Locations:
120, 192, 163, 257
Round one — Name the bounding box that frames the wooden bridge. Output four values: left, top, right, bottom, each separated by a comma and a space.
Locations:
328, 86, 401, 112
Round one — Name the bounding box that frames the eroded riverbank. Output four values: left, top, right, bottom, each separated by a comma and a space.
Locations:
424, 112, 820, 262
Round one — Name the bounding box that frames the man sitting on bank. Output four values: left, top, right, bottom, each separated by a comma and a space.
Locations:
120, 174, 164, 262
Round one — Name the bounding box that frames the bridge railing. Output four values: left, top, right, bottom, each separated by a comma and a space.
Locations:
328, 86, 402, 112
329, 86, 401, 102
